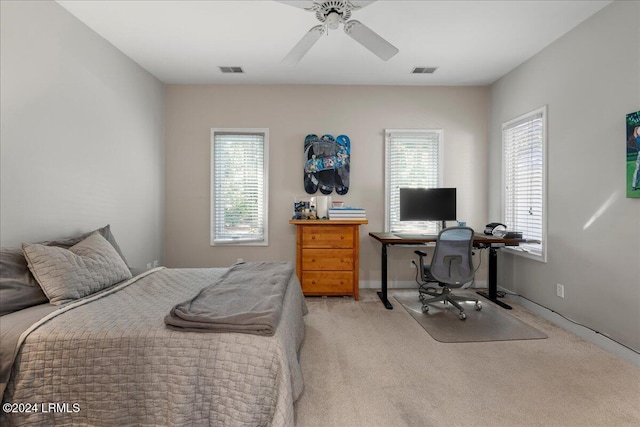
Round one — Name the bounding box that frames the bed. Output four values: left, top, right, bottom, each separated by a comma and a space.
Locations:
1, 226, 307, 426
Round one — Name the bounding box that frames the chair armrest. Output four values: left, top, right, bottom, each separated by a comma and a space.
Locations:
414, 250, 427, 257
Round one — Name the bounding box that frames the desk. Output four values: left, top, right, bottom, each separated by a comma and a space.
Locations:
369, 232, 522, 310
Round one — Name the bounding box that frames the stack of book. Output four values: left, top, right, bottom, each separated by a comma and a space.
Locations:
328, 207, 367, 220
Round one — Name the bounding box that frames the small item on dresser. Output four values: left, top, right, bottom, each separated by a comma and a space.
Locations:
328, 207, 367, 220
293, 196, 317, 220
315, 195, 331, 219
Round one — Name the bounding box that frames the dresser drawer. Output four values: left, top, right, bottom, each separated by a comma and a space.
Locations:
302, 249, 353, 271
302, 272, 353, 294
302, 226, 353, 248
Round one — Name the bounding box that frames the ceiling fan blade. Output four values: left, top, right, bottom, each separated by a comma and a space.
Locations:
343, 20, 398, 61
282, 25, 325, 65
350, 1, 377, 10
276, 1, 315, 11
277, 1, 376, 11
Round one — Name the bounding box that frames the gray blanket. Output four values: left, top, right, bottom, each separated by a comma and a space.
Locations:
165, 261, 294, 336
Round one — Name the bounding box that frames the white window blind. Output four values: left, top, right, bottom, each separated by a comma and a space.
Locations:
502, 107, 546, 260
385, 129, 443, 233
211, 129, 268, 245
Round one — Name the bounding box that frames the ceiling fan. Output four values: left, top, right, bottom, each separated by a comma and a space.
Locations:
279, 0, 399, 65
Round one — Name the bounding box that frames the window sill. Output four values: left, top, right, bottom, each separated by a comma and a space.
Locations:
211, 239, 268, 247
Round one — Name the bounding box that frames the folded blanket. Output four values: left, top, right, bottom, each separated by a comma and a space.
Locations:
164, 261, 294, 336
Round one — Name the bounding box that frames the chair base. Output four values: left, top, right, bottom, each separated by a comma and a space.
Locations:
419, 286, 482, 320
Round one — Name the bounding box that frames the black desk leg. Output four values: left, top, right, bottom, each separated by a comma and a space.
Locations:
377, 243, 394, 309
477, 247, 512, 310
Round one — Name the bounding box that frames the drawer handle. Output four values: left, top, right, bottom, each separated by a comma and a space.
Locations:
311, 259, 315, 263
340, 235, 344, 240
311, 280, 316, 285
340, 280, 344, 285
311, 235, 316, 240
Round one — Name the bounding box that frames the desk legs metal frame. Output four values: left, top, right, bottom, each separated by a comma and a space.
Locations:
376, 243, 512, 311
476, 247, 513, 310
377, 243, 394, 309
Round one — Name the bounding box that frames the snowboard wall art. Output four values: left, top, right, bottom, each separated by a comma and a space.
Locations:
304, 133, 350, 195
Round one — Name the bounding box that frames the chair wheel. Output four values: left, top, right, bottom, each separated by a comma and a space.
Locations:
419, 294, 425, 302
475, 302, 482, 311
459, 312, 467, 320
422, 305, 429, 313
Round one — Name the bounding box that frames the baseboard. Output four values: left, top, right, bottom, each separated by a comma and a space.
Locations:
499, 287, 640, 369
359, 280, 415, 289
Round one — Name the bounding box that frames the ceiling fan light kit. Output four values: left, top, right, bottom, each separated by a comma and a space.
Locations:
325, 11, 342, 29
280, 0, 399, 65
313, 0, 353, 23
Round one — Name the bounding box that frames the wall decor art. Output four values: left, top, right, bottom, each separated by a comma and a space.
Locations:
626, 110, 640, 198
303, 133, 350, 195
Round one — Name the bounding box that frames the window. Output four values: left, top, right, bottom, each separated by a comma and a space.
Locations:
210, 129, 268, 246
502, 106, 547, 261
385, 129, 443, 233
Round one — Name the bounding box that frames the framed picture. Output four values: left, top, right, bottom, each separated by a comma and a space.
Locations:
626, 111, 640, 198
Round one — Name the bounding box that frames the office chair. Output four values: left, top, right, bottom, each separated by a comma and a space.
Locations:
413, 226, 481, 320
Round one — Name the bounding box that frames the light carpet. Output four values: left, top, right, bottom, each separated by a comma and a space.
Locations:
393, 290, 547, 343
294, 289, 640, 427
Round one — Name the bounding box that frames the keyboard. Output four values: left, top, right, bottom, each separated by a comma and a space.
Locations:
393, 233, 438, 239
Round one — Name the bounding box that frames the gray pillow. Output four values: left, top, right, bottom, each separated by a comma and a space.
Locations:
23, 232, 132, 305
42, 224, 129, 267
0, 248, 49, 315
0, 225, 129, 315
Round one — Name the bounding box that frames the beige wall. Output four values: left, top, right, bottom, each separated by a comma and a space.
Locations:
165, 85, 490, 287
0, 1, 165, 268
489, 0, 640, 352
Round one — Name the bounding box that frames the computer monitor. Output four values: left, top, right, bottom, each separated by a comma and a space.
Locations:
399, 187, 457, 228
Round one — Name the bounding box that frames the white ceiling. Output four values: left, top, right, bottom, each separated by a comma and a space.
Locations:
56, 0, 611, 86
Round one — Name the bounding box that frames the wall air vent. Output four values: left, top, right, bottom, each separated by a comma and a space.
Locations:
412, 67, 438, 74
219, 66, 244, 74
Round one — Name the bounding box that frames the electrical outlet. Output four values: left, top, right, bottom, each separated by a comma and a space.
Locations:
146, 263, 152, 269
556, 283, 565, 298
153, 260, 158, 268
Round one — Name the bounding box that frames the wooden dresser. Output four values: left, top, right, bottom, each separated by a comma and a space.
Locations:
289, 219, 367, 300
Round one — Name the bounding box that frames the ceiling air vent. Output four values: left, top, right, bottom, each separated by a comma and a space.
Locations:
219, 66, 244, 74
412, 67, 438, 74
